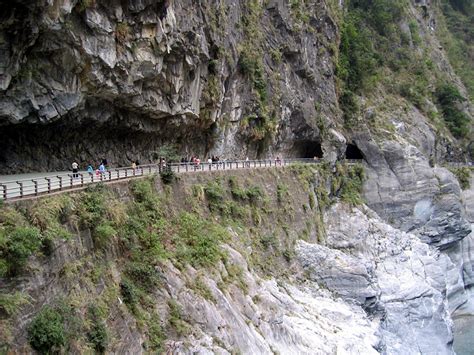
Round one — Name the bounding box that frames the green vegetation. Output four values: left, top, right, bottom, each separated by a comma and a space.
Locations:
76, 0, 95, 12
189, 276, 216, 302
0, 162, 369, 351
116, 22, 130, 42
0, 292, 31, 316
439, 0, 474, 100
86, 305, 108, 353
1, 227, 41, 276
330, 163, 365, 206
160, 168, 176, 184
146, 314, 165, 352
167, 300, 190, 336
335, 0, 466, 130
289, 0, 310, 30
435, 84, 470, 138
28, 306, 66, 353
238, 0, 277, 143
449, 166, 472, 190
204, 180, 225, 212
173, 212, 228, 268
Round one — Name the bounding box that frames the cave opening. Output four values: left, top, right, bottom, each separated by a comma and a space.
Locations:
292, 140, 323, 159
345, 143, 364, 160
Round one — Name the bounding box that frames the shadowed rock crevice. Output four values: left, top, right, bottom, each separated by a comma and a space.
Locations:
345, 143, 364, 160
291, 140, 323, 159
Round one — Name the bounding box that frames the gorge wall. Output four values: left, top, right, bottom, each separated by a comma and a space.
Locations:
0, 164, 471, 354
0, 0, 472, 173
1, 0, 474, 353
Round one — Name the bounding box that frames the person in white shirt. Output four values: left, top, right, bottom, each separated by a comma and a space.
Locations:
72, 161, 79, 178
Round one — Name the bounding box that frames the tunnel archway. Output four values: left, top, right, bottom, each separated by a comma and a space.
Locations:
292, 140, 323, 159
345, 143, 364, 160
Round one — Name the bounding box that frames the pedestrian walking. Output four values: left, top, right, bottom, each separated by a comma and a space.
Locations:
87, 164, 94, 176
99, 163, 106, 175
72, 161, 79, 178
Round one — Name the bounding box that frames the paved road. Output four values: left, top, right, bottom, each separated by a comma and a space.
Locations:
0, 159, 304, 201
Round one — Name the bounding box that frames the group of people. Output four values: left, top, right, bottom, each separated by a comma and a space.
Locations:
71, 155, 284, 177
71, 159, 108, 178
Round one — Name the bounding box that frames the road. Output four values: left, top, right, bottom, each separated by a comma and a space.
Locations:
0, 159, 310, 201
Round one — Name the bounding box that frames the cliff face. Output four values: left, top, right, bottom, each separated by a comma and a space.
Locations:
1, 0, 474, 353
0, 166, 470, 354
0, 0, 471, 172
0, 0, 341, 172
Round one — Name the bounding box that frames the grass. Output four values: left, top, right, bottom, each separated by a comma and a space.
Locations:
86, 304, 108, 353
167, 300, 190, 336
173, 212, 228, 268
449, 167, 471, 190
0, 292, 31, 317
189, 275, 216, 302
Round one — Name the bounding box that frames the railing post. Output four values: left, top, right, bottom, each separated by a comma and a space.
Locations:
79, 173, 84, 187
125, 168, 128, 178
16, 181, 23, 198
133, 167, 136, 176
45, 178, 51, 193
108, 171, 112, 180
67, 174, 73, 188
0, 184, 6, 200
32, 180, 38, 196
57, 176, 63, 191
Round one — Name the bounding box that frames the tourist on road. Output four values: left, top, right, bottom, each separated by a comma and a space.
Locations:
72, 161, 79, 178
87, 164, 94, 176
132, 161, 137, 171
99, 163, 106, 175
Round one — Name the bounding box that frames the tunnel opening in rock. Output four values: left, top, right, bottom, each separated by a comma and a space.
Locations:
292, 141, 323, 159
345, 143, 364, 160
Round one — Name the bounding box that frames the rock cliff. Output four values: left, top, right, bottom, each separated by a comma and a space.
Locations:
1, 0, 474, 354
0, 0, 471, 172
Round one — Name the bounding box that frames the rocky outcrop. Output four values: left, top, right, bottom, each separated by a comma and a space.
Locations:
355, 133, 471, 249
298, 204, 454, 354
0, 0, 341, 172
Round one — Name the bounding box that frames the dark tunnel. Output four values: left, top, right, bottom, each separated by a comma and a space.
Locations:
293, 140, 323, 159
345, 143, 364, 160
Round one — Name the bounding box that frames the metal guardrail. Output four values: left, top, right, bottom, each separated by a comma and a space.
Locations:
0, 158, 361, 201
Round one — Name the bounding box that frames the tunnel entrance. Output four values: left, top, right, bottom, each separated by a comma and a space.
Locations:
292, 140, 323, 159
345, 143, 364, 160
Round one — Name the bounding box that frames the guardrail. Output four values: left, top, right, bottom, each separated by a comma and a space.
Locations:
0, 158, 362, 201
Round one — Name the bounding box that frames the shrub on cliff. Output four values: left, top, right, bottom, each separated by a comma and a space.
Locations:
28, 306, 66, 353
436, 84, 470, 138
449, 166, 471, 190
1, 226, 42, 276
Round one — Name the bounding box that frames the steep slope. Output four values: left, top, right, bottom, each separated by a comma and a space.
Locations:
0, 165, 469, 354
